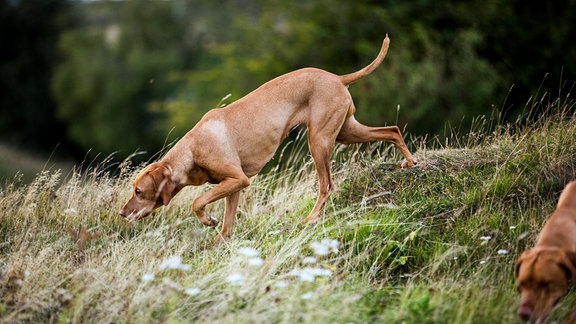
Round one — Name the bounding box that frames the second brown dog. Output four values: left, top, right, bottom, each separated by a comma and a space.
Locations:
516, 180, 576, 322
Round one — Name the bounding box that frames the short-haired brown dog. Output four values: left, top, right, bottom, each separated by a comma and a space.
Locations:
119, 35, 415, 239
515, 180, 576, 322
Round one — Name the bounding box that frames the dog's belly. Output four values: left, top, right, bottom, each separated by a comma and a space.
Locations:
230, 111, 303, 177
237, 133, 283, 177
193, 94, 307, 177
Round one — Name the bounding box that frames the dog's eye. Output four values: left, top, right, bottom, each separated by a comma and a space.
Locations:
135, 188, 142, 196
538, 281, 550, 288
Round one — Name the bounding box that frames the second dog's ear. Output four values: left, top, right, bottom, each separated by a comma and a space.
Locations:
515, 250, 532, 278
563, 250, 576, 284
515, 258, 523, 279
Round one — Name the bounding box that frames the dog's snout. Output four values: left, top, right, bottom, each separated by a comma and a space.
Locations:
119, 208, 126, 217
517, 305, 532, 322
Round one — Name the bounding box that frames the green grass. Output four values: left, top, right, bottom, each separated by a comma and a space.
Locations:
1, 97, 575, 323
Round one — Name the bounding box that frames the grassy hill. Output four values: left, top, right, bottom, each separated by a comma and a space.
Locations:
0, 97, 575, 323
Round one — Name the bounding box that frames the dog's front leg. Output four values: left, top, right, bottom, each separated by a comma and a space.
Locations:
214, 191, 241, 242
192, 176, 249, 229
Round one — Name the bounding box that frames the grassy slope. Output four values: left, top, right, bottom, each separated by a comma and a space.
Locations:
0, 100, 575, 323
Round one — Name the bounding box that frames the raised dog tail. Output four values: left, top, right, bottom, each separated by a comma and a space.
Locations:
339, 34, 390, 86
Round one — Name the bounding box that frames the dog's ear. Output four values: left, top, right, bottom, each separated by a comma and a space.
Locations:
515, 258, 524, 279
562, 250, 576, 285
156, 165, 175, 206
515, 250, 531, 278
159, 177, 176, 206
148, 163, 176, 206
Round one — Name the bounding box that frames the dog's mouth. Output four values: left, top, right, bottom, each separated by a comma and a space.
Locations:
528, 297, 562, 324
123, 209, 151, 222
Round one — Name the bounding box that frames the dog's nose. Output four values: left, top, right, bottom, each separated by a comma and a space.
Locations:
119, 209, 126, 217
517, 305, 532, 321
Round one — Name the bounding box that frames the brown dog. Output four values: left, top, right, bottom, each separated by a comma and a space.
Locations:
119, 35, 415, 239
516, 180, 576, 322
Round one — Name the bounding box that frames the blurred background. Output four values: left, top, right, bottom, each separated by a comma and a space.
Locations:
1, 0, 575, 181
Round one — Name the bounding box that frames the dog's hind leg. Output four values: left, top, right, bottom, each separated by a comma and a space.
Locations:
337, 115, 415, 168
301, 137, 334, 224
300, 105, 347, 224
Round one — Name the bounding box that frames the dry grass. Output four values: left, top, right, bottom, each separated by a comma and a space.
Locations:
1, 95, 575, 323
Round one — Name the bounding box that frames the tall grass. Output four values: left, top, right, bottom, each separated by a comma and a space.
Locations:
1, 95, 575, 323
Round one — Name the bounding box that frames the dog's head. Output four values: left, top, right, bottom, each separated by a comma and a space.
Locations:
119, 162, 176, 221
515, 247, 576, 322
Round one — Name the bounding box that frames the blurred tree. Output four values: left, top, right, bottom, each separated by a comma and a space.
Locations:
0, 0, 73, 153
53, 0, 204, 158
478, 0, 576, 113
165, 0, 503, 137
47, 0, 575, 162
347, 1, 502, 134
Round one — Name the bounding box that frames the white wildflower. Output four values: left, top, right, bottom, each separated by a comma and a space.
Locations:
226, 273, 244, 286
301, 292, 314, 300
141, 273, 155, 282
292, 269, 315, 282
509, 226, 517, 230
480, 236, 491, 241
480, 260, 487, 265
305, 267, 332, 277
238, 247, 260, 257
310, 239, 339, 256
248, 257, 264, 267
185, 287, 201, 296
273, 280, 288, 288
159, 256, 191, 271
302, 256, 317, 264
497, 249, 509, 255
290, 267, 333, 282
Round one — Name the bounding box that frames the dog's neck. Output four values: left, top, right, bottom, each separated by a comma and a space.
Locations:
161, 145, 211, 187
537, 209, 576, 251
557, 181, 576, 210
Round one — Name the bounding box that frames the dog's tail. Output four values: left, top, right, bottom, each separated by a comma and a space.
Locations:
339, 34, 390, 86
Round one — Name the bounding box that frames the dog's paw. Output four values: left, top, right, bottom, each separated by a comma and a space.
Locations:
401, 159, 416, 169
207, 215, 219, 227
213, 234, 225, 244
198, 214, 219, 227
213, 230, 231, 244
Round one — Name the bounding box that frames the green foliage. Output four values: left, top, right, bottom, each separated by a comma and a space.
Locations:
2, 0, 576, 162
166, 0, 503, 137
52, 0, 192, 157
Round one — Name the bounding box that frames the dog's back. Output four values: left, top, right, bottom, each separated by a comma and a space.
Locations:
557, 181, 576, 210
536, 180, 576, 248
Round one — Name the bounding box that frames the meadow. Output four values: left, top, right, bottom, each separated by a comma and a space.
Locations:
1, 95, 575, 323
